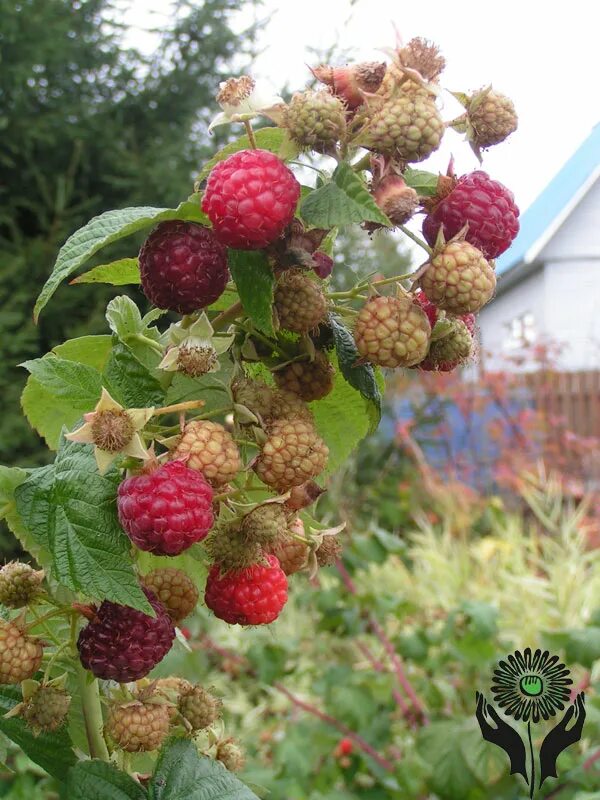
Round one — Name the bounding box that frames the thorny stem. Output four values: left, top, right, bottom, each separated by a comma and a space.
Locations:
212, 301, 243, 332
244, 120, 258, 149
274, 682, 395, 772
335, 560, 428, 724
398, 225, 433, 255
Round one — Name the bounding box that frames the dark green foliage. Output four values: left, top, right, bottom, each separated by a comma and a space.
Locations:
0, 0, 253, 554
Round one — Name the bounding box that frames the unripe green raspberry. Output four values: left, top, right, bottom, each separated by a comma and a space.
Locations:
0, 620, 44, 684
241, 504, 288, 546
354, 295, 431, 368
274, 352, 335, 402
0, 562, 44, 608
421, 318, 474, 371
467, 89, 517, 148
357, 92, 444, 162
141, 568, 199, 624
106, 700, 170, 752
179, 684, 222, 731
274, 270, 328, 334
284, 89, 346, 153
254, 417, 328, 492
233, 379, 313, 427
21, 684, 71, 736
216, 739, 245, 772
419, 241, 496, 315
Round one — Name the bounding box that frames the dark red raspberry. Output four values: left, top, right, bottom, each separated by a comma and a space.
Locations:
77, 589, 175, 682
204, 555, 288, 625
422, 171, 519, 259
118, 461, 214, 556
414, 291, 476, 333
201, 149, 301, 250
139, 221, 229, 314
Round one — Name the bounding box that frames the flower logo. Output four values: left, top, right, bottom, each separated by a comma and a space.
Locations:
491, 648, 572, 722
476, 648, 585, 799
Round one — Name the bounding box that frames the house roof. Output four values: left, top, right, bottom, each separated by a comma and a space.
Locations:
496, 123, 600, 277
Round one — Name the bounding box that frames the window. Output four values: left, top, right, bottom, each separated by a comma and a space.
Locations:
504, 312, 536, 350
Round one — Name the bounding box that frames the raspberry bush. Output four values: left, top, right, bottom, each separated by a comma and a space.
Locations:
0, 37, 518, 796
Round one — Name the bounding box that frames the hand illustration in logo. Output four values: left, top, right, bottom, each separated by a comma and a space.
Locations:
476, 648, 585, 799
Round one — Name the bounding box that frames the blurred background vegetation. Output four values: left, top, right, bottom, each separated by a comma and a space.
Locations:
1, 1, 599, 798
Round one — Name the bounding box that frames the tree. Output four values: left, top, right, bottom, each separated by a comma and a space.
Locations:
0, 0, 255, 470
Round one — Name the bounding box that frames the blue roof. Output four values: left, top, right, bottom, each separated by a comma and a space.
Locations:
496, 124, 600, 275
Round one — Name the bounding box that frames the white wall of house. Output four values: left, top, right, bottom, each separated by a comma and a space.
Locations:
477, 177, 600, 372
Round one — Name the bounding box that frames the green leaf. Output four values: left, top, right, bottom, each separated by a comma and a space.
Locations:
149, 738, 259, 800
197, 128, 299, 183
228, 250, 274, 336
21, 357, 102, 407
300, 163, 390, 228
102, 343, 165, 409
105, 295, 165, 372
67, 760, 147, 800
70, 258, 141, 286
14, 437, 153, 613
403, 167, 439, 197
34, 199, 207, 320
53, 336, 114, 372
0, 685, 76, 782
21, 357, 103, 449
543, 627, 600, 669
310, 355, 374, 474
330, 316, 382, 431
417, 721, 481, 800
164, 370, 231, 411
0, 466, 51, 567
207, 288, 239, 312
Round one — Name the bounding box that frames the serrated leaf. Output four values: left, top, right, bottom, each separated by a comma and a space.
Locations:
105, 296, 165, 372
0, 685, 76, 782
14, 437, 153, 613
310, 355, 374, 474
0, 466, 51, 567
102, 343, 165, 409
197, 128, 299, 183
21, 339, 113, 450
21, 357, 103, 448
70, 258, 141, 286
330, 316, 382, 431
67, 760, 147, 800
53, 335, 114, 372
228, 250, 274, 336
300, 163, 390, 228
164, 368, 232, 410
417, 721, 480, 800
403, 168, 440, 197
149, 738, 259, 800
35, 199, 207, 320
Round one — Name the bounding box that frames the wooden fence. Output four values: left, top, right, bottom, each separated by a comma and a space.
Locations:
521, 370, 600, 439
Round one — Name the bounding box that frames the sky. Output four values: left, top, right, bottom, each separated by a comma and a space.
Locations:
122, 0, 599, 214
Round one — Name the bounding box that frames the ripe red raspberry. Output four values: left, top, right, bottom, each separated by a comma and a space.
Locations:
141, 567, 199, 624
118, 461, 214, 556
422, 171, 519, 259
139, 221, 229, 313
77, 589, 175, 682
201, 149, 301, 250
204, 555, 288, 625
0, 621, 44, 684
106, 699, 170, 752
